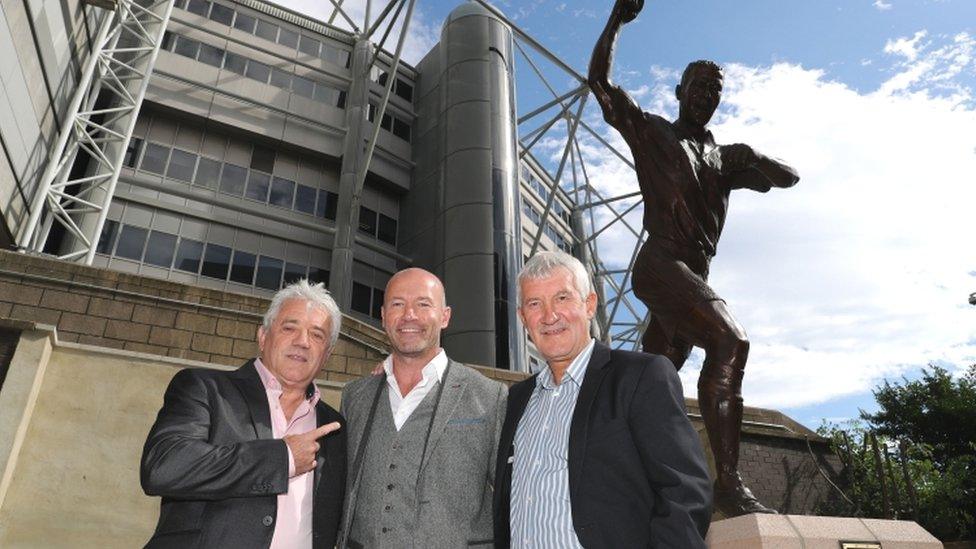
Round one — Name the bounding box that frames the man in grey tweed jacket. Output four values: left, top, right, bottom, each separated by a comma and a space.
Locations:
339, 268, 507, 549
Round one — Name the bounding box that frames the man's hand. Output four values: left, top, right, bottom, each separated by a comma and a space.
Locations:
721, 143, 760, 172
615, 0, 643, 23
284, 422, 341, 476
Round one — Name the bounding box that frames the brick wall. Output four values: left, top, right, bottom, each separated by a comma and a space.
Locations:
739, 433, 844, 515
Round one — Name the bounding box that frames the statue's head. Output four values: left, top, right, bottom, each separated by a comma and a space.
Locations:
675, 60, 723, 128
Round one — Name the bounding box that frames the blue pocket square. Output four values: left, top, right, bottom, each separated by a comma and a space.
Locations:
447, 417, 487, 426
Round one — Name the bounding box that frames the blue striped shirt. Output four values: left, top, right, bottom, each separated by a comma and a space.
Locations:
510, 339, 595, 548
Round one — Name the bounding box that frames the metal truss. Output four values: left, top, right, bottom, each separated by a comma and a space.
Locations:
17, 0, 174, 263
472, 0, 651, 350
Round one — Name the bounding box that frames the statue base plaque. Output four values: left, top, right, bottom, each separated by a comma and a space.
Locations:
706, 514, 943, 548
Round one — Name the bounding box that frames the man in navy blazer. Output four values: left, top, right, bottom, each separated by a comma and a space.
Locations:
493, 252, 711, 548
141, 280, 346, 548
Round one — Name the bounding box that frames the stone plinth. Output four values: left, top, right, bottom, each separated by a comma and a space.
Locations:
706, 513, 943, 549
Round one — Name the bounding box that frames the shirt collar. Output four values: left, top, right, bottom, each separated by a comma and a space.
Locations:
539, 338, 595, 390
383, 348, 448, 388
253, 357, 321, 404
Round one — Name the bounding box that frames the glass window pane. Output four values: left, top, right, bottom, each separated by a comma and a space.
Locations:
208, 2, 234, 25
277, 27, 298, 49
270, 68, 291, 90
96, 220, 119, 254
283, 262, 306, 285
198, 43, 224, 67
140, 143, 169, 175
174, 35, 200, 59
358, 206, 377, 236
313, 83, 335, 104
269, 177, 294, 208
123, 137, 143, 168
337, 91, 346, 109
144, 231, 178, 268
392, 118, 411, 142
294, 184, 316, 214
174, 238, 204, 273
380, 113, 392, 131
219, 163, 247, 196
245, 60, 270, 83
232, 12, 255, 33
377, 213, 396, 245
185, 0, 210, 17
161, 31, 176, 51
292, 76, 314, 98
255, 256, 284, 290
245, 171, 270, 202
229, 250, 256, 284
115, 225, 148, 261
166, 148, 197, 182
307, 267, 329, 286
201, 243, 231, 279
351, 282, 371, 314
396, 79, 413, 102
250, 146, 276, 173
194, 157, 221, 188
298, 35, 320, 56
316, 190, 338, 220
371, 288, 383, 319
254, 19, 278, 42
223, 52, 246, 75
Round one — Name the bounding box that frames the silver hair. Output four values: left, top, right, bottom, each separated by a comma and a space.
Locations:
517, 251, 594, 303
262, 279, 342, 346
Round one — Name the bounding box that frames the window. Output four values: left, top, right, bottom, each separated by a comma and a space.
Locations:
194, 157, 221, 189
144, 231, 177, 268
298, 35, 320, 56
255, 256, 283, 290
174, 238, 204, 272
233, 12, 255, 33
140, 143, 169, 175
219, 163, 247, 196
208, 2, 234, 25
96, 220, 120, 254
174, 35, 200, 59
371, 288, 384, 319
392, 118, 411, 142
198, 43, 224, 67
292, 76, 314, 99
358, 207, 377, 235
166, 149, 197, 182
396, 80, 413, 102
316, 190, 338, 220
294, 184, 316, 215
245, 60, 271, 84
283, 262, 306, 285
270, 68, 292, 90
313, 83, 337, 105
229, 250, 256, 284
307, 267, 329, 286
277, 27, 298, 49
201, 243, 231, 279
377, 213, 397, 245
245, 171, 270, 202
115, 225, 148, 261
223, 52, 247, 75
250, 146, 276, 173
269, 177, 295, 208
351, 282, 371, 314
185, 0, 210, 17
254, 19, 278, 42
123, 138, 143, 168
161, 31, 176, 51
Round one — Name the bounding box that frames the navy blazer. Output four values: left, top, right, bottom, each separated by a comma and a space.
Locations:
141, 360, 346, 549
493, 342, 712, 548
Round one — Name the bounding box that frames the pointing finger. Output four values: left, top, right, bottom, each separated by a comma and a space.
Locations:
313, 421, 341, 438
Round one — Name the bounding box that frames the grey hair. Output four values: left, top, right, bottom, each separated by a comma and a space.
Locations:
263, 279, 342, 346
517, 251, 594, 303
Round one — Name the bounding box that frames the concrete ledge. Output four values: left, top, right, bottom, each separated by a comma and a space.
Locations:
706, 514, 943, 549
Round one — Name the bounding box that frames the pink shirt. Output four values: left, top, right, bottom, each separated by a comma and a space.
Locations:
254, 358, 321, 549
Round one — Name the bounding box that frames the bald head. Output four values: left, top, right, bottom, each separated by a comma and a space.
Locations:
382, 268, 451, 360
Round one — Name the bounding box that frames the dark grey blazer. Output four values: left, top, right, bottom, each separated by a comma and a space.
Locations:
141, 360, 346, 549
493, 342, 712, 548
339, 359, 507, 548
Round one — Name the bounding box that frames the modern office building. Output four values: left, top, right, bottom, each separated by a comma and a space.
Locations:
0, 0, 582, 371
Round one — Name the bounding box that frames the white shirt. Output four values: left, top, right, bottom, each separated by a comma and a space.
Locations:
383, 349, 448, 430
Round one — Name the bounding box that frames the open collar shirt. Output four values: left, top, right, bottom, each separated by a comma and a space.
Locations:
382, 349, 448, 430
510, 339, 595, 548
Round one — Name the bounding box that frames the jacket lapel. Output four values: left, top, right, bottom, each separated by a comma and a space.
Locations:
418, 360, 465, 475
567, 342, 611, 502
230, 360, 274, 440
314, 401, 329, 494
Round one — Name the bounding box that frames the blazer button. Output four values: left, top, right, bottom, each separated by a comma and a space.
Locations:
262, 515, 274, 527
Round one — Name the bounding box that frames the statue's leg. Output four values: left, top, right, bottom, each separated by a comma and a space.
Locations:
642, 318, 692, 370
681, 299, 775, 516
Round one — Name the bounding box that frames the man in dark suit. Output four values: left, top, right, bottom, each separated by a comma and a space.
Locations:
141, 279, 347, 549
493, 252, 712, 548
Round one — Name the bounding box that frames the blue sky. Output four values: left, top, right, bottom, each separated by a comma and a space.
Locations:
281, 0, 976, 429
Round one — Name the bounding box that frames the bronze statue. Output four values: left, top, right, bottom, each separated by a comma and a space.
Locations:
589, 0, 800, 517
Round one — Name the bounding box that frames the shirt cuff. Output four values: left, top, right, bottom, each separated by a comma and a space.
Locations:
286, 444, 296, 478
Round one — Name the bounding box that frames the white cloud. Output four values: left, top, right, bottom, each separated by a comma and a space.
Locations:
873, 0, 893, 11
573, 32, 976, 411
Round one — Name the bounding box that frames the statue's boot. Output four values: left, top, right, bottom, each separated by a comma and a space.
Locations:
700, 364, 777, 517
